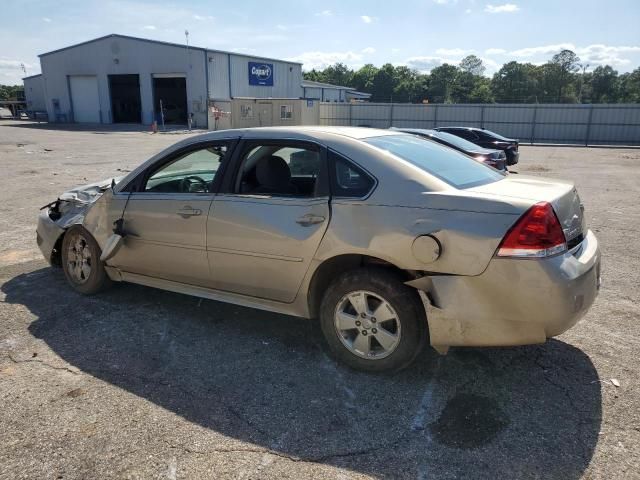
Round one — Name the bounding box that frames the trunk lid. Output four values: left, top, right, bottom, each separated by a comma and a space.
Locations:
467, 175, 586, 243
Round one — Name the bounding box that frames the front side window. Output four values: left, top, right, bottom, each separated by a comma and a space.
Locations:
144, 145, 227, 193
236, 143, 321, 197
365, 135, 503, 189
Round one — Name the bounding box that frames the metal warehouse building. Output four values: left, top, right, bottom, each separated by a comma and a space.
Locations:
28, 33, 336, 130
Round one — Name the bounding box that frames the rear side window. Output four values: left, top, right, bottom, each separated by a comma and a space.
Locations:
365, 135, 503, 189
328, 150, 375, 198
235, 143, 322, 197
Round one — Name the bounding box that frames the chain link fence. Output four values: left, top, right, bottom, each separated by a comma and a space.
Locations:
319, 103, 640, 146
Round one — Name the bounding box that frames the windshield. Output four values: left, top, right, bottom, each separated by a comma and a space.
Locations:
431, 131, 484, 152
365, 135, 504, 189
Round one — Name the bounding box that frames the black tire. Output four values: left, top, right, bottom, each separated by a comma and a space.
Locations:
61, 225, 112, 295
319, 268, 428, 373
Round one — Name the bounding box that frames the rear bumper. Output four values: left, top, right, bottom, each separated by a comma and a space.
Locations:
418, 230, 600, 347
506, 149, 519, 165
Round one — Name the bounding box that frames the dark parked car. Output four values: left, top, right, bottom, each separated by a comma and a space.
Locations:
435, 127, 519, 165
393, 128, 508, 171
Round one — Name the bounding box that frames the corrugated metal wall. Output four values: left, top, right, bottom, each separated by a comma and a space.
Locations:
319, 103, 640, 145
228, 55, 303, 99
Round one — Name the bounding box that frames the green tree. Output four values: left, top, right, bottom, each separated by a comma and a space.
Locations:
0, 84, 24, 101
543, 49, 581, 102
491, 62, 540, 103
590, 66, 619, 103
428, 64, 459, 103
459, 55, 486, 76
371, 63, 397, 102
351, 64, 378, 94
619, 67, 640, 103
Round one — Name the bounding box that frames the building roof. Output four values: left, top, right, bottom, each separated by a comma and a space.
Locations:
22, 74, 42, 80
302, 80, 372, 99
345, 90, 372, 99
38, 33, 303, 65
302, 79, 354, 90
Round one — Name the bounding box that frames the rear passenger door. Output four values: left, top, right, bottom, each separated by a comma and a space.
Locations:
207, 140, 330, 302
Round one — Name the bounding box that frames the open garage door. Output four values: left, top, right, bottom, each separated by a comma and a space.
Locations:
109, 74, 141, 123
153, 75, 188, 125
69, 75, 101, 123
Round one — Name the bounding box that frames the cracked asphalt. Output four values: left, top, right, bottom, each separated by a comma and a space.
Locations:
0, 121, 639, 479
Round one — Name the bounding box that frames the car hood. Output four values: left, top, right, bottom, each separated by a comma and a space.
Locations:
48, 177, 122, 229
58, 177, 121, 204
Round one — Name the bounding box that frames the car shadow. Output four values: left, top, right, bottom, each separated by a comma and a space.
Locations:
2, 265, 602, 479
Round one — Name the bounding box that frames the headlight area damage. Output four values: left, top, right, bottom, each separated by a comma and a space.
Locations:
36, 178, 120, 265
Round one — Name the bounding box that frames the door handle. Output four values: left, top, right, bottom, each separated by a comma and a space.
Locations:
177, 206, 202, 218
296, 214, 325, 226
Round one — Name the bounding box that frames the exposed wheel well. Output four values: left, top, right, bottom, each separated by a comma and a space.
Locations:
50, 231, 65, 267
307, 254, 416, 319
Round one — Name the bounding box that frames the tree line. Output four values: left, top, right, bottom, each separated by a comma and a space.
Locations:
0, 85, 24, 101
304, 50, 640, 104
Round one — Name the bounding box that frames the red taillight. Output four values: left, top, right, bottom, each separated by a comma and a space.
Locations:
496, 202, 567, 258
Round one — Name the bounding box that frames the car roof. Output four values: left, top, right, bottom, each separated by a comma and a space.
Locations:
183, 126, 403, 143
392, 127, 436, 135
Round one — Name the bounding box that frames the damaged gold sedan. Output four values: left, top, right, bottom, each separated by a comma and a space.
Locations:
36, 127, 601, 372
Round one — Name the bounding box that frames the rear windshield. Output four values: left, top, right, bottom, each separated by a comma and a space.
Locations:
480, 129, 513, 141
431, 131, 483, 152
365, 135, 504, 189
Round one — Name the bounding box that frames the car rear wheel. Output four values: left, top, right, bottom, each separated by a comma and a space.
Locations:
319, 268, 428, 372
61, 225, 111, 295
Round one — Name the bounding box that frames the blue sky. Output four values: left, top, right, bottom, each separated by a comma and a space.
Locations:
1, 0, 639, 84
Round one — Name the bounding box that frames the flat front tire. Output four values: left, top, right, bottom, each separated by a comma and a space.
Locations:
61, 225, 111, 295
319, 268, 428, 372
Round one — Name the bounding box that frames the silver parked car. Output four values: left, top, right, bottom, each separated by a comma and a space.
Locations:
36, 127, 601, 372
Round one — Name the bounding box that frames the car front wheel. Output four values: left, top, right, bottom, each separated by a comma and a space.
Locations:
319, 268, 428, 372
61, 225, 112, 295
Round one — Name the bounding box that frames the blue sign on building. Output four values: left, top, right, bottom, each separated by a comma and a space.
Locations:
248, 62, 274, 86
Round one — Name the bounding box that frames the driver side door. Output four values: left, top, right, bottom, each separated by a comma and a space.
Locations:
110, 141, 232, 287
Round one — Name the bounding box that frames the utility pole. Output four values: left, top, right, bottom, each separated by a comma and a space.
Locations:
20, 63, 27, 77
578, 63, 590, 103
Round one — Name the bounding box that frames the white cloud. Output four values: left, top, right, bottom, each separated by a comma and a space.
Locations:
276, 24, 287, 31
510, 43, 575, 57
391, 48, 401, 54
485, 3, 520, 13
577, 44, 640, 67
232, 47, 257, 53
193, 14, 214, 21
433, 0, 458, 4
436, 48, 472, 56
404, 56, 459, 73
362, 47, 376, 54
465, 8, 472, 13
42, 17, 52, 22
142, 25, 157, 30
485, 48, 507, 55
361, 15, 375, 23
289, 51, 364, 70
506, 43, 640, 67
315, 10, 332, 17
0, 59, 38, 84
